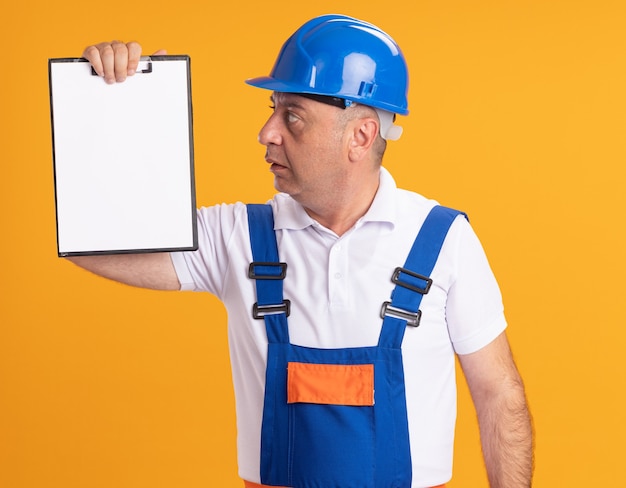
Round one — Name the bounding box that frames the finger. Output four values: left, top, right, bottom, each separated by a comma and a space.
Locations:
96, 42, 117, 84
126, 41, 142, 76
82, 44, 104, 77
152, 49, 167, 56
111, 40, 129, 83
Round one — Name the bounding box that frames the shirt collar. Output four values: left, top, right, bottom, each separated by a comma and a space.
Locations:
359, 167, 397, 228
272, 167, 398, 231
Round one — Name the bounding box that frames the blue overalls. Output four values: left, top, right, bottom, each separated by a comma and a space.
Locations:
247, 204, 465, 488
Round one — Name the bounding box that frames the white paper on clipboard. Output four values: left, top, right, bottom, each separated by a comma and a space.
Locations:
49, 56, 197, 256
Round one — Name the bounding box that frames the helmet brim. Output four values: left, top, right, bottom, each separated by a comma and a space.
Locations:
245, 76, 409, 116
245, 76, 316, 95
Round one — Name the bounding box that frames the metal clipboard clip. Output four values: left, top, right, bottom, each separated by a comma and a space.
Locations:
90, 56, 153, 76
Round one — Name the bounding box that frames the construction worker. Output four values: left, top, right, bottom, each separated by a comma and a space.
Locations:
74, 14, 533, 488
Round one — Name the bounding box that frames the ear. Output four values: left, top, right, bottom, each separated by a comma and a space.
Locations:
347, 117, 379, 162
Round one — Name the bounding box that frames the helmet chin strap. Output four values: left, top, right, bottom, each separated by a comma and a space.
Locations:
375, 108, 403, 141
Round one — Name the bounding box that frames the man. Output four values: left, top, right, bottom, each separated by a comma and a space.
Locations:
73, 14, 533, 488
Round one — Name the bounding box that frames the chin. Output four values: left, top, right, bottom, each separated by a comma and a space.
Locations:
273, 177, 291, 195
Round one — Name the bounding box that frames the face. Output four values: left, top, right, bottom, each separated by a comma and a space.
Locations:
258, 92, 351, 210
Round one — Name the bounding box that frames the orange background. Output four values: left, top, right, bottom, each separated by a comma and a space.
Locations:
2, 0, 625, 486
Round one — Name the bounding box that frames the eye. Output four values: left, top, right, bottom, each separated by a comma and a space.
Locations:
286, 111, 300, 124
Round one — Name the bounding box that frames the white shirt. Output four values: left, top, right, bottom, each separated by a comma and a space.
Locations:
171, 168, 507, 487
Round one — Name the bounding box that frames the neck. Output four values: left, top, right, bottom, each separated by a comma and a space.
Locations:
304, 169, 380, 236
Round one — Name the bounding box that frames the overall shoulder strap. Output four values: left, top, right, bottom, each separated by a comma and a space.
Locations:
247, 204, 290, 344
379, 205, 468, 348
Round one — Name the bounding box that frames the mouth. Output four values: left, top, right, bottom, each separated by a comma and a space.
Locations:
265, 154, 288, 173
270, 163, 287, 173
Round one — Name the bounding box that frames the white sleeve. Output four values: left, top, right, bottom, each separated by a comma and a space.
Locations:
170, 202, 249, 297
446, 218, 508, 355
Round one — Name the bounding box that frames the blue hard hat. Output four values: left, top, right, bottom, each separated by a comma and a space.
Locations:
246, 14, 409, 115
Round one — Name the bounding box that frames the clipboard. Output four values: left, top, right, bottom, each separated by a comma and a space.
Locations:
49, 56, 197, 257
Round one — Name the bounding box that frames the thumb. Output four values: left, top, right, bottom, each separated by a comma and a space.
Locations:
151, 49, 167, 55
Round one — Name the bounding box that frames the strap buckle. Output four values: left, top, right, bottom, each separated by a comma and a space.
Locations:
380, 301, 422, 327
252, 299, 291, 319
248, 262, 287, 280
391, 267, 432, 294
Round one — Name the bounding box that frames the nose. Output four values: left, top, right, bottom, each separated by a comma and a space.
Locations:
258, 112, 282, 146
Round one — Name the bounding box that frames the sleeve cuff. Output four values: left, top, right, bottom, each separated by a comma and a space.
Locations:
170, 252, 197, 291
453, 314, 508, 356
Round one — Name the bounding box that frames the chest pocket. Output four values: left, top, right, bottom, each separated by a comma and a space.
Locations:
287, 361, 374, 406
